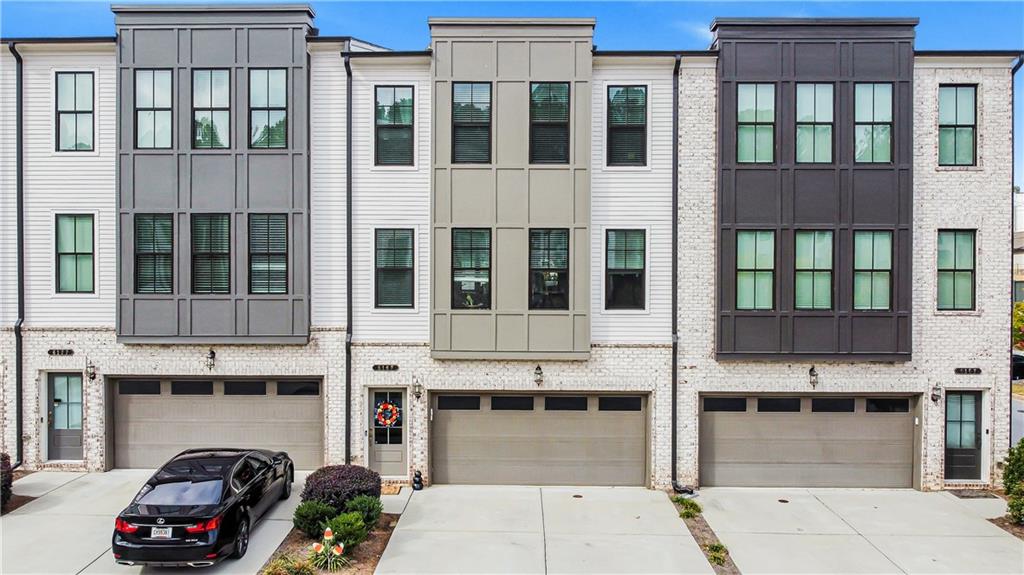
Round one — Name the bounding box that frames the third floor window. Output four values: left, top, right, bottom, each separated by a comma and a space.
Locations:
375, 86, 414, 165
452, 82, 491, 163
795, 83, 833, 163
938, 85, 976, 166
56, 72, 93, 152
250, 69, 287, 148
530, 82, 570, 164
192, 69, 230, 149
607, 86, 647, 166
135, 69, 172, 149
854, 83, 892, 163
737, 83, 774, 163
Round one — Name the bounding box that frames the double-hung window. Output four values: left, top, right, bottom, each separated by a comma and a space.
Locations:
135, 214, 173, 294
794, 230, 833, 310
55, 214, 93, 293
736, 230, 774, 310
854, 83, 893, 163
737, 83, 774, 163
191, 214, 230, 294
795, 83, 833, 163
937, 230, 975, 310
56, 72, 93, 151
853, 230, 892, 310
248, 214, 288, 294
606, 229, 645, 310
607, 86, 647, 166
529, 82, 570, 164
375, 86, 414, 165
135, 69, 172, 149
452, 82, 491, 163
529, 229, 569, 310
249, 69, 287, 148
375, 229, 414, 308
192, 69, 230, 149
451, 229, 491, 309
938, 85, 976, 166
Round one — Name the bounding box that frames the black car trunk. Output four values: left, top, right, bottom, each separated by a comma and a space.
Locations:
119, 503, 221, 545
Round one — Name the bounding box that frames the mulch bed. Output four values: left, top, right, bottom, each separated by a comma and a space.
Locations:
261, 513, 399, 575
989, 516, 1024, 541
670, 497, 741, 575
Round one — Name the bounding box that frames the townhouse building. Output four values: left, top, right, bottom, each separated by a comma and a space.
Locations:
0, 4, 1019, 491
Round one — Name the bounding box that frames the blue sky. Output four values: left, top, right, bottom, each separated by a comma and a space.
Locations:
2, 1, 1022, 181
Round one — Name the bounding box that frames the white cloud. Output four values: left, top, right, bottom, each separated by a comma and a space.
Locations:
672, 19, 714, 44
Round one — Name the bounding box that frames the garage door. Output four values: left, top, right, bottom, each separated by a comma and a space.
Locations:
114, 379, 323, 469
699, 395, 915, 488
432, 393, 647, 486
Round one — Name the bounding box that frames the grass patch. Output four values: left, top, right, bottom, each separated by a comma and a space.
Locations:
672, 496, 702, 519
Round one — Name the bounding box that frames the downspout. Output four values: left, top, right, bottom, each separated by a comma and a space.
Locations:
7, 42, 24, 469
344, 53, 353, 464
671, 54, 685, 493
1010, 54, 1023, 455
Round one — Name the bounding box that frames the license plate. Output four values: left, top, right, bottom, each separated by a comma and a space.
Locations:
150, 526, 172, 539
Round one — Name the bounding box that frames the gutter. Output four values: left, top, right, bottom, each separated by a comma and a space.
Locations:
670, 54, 684, 493
344, 53, 353, 464
1010, 53, 1023, 454
340, 50, 432, 58
7, 42, 24, 469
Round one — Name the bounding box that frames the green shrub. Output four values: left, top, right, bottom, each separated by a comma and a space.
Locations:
704, 542, 729, 566
301, 465, 381, 512
1003, 438, 1024, 496
672, 496, 702, 519
262, 553, 316, 575
1, 453, 12, 509
322, 512, 369, 551
293, 500, 337, 539
1008, 485, 1024, 525
345, 494, 383, 527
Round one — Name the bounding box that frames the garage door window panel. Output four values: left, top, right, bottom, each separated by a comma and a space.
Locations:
545, 396, 588, 411
757, 397, 801, 412
811, 397, 855, 412
598, 396, 642, 411
171, 381, 213, 395
491, 396, 534, 410
224, 381, 266, 395
529, 229, 569, 310
736, 230, 774, 310
118, 380, 160, 395
853, 230, 892, 310
437, 395, 480, 410
795, 230, 832, 310
867, 398, 910, 413
703, 397, 747, 412
277, 381, 320, 396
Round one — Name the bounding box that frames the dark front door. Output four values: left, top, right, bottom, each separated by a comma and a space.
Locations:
945, 390, 982, 480
48, 373, 84, 460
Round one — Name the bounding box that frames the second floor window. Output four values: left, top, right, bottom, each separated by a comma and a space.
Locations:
737, 83, 774, 163
794, 230, 833, 310
135, 69, 172, 149
135, 214, 173, 294
193, 69, 230, 149
853, 230, 892, 310
854, 83, 892, 163
529, 229, 569, 309
736, 230, 774, 310
796, 83, 833, 163
250, 69, 286, 148
937, 230, 975, 310
938, 85, 976, 166
375, 86, 414, 165
606, 229, 645, 310
375, 229, 414, 308
191, 214, 230, 294
530, 82, 570, 164
452, 82, 491, 163
56, 72, 93, 151
55, 214, 93, 293
607, 86, 647, 166
452, 228, 490, 309
249, 214, 287, 294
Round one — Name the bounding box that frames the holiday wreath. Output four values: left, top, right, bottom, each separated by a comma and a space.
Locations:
375, 401, 401, 427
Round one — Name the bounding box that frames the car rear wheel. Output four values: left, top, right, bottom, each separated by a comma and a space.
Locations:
280, 468, 293, 500
231, 519, 249, 559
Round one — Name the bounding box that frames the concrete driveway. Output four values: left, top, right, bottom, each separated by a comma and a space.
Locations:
1, 469, 306, 575
700, 487, 1024, 574
376, 485, 712, 574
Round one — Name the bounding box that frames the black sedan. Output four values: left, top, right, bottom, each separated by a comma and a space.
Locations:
112, 448, 293, 568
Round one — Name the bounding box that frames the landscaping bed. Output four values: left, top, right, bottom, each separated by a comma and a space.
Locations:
669, 494, 740, 575
264, 514, 399, 574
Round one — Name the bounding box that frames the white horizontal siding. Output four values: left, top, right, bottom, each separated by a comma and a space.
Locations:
0, 53, 17, 325
351, 61, 431, 343
309, 49, 348, 328
22, 48, 116, 327
590, 62, 674, 344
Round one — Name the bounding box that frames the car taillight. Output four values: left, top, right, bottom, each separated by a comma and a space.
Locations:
185, 515, 222, 534
114, 517, 139, 534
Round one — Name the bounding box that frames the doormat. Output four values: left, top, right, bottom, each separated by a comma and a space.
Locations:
948, 489, 999, 499
381, 484, 402, 495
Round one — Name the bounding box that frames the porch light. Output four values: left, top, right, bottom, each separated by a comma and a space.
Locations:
534, 365, 544, 386
412, 377, 424, 400
205, 349, 216, 370
808, 365, 818, 388
85, 359, 97, 381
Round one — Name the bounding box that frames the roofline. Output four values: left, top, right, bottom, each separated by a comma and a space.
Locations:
306, 35, 390, 51
1, 36, 117, 45
429, 17, 595, 27
342, 50, 432, 58
112, 3, 315, 16
593, 49, 717, 58
711, 18, 920, 30
915, 50, 1024, 58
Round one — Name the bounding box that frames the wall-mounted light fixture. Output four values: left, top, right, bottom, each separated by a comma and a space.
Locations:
534, 365, 544, 386
205, 349, 216, 371
808, 365, 818, 388
412, 376, 424, 400
930, 384, 942, 403
85, 359, 97, 381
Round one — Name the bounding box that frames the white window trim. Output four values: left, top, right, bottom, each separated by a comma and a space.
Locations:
51, 209, 101, 300
51, 67, 101, 158
600, 224, 652, 315
601, 80, 654, 172
368, 81, 421, 172
369, 224, 421, 314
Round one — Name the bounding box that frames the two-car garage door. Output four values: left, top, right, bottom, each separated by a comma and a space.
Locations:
431, 393, 648, 486
699, 395, 917, 488
113, 379, 324, 469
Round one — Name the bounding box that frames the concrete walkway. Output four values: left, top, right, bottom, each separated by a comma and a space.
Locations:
375, 485, 712, 574
1, 469, 307, 575
700, 487, 1024, 574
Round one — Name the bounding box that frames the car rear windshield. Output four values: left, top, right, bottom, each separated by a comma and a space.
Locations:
137, 479, 224, 505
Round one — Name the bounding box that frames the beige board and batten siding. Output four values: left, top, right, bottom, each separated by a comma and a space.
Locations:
590, 57, 674, 344
430, 19, 594, 359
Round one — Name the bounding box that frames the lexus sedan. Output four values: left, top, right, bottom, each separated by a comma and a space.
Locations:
112, 448, 293, 568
